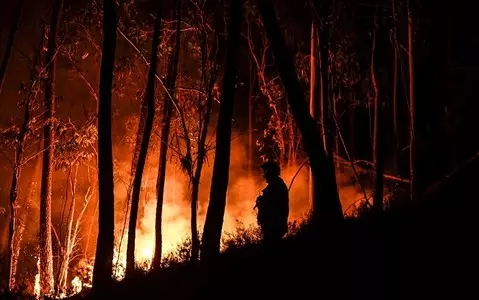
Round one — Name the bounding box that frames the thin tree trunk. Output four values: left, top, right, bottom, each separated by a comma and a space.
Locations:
318, 3, 333, 159
317, 26, 327, 155
55, 169, 71, 294
0, 0, 24, 96
257, 0, 343, 225
190, 87, 213, 261
200, 0, 243, 261
392, 0, 400, 174
116, 94, 146, 276
317, 0, 341, 207
11, 142, 42, 290
7, 93, 31, 291
407, 0, 416, 201
57, 165, 78, 293
92, 0, 116, 291
309, 18, 319, 207
348, 91, 356, 159
6, 30, 43, 290
190, 28, 217, 263
248, 58, 254, 177
190, 4, 224, 263
125, 1, 162, 277
333, 87, 340, 169
371, 13, 384, 212
152, 0, 181, 269
39, 0, 63, 293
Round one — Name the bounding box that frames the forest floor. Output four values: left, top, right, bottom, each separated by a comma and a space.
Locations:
67, 161, 478, 300
4, 159, 477, 300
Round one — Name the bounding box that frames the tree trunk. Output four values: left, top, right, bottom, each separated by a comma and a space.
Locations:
391, 0, 400, 174
348, 91, 356, 159
57, 165, 78, 294
39, 0, 63, 293
92, 0, 116, 291
371, 14, 384, 212
257, 0, 343, 225
125, 1, 162, 277
0, 0, 24, 96
317, 25, 328, 155
200, 0, 243, 261
317, 0, 341, 218
116, 77, 147, 278
6, 31, 42, 289
317, 1, 333, 159
333, 87, 340, 169
152, 0, 181, 269
248, 58, 254, 177
309, 18, 319, 208
407, 0, 416, 201
190, 28, 218, 263
12, 141, 42, 290
7, 93, 31, 291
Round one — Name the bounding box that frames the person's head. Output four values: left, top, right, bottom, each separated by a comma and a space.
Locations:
260, 161, 280, 183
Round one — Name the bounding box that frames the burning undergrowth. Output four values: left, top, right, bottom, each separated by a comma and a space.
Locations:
0, 127, 375, 298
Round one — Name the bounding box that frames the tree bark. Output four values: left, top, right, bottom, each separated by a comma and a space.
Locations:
6, 29, 44, 290
190, 27, 218, 263
92, 0, 116, 291
57, 165, 78, 294
407, 0, 416, 201
7, 86, 31, 291
317, 0, 334, 158
258, 0, 343, 225
309, 18, 319, 208
200, 0, 243, 261
348, 91, 356, 158
190, 95, 212, 261
39, 0, 63, 293
152, 0, 181, 269
0, 0, 24, 96
248, 58, 254, 177
391, 0, 400, 174
371, 13, 384, 212
125, 1, 162, 277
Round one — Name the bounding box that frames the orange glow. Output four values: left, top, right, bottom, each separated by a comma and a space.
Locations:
54, 132, 373, 296
107, 141, 371, 274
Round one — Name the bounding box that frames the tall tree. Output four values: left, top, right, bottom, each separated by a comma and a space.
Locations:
200, 0, 243, 261
407, 0, 416, 201
6, 29, 43, 292
315, 0, 333, 157
189, 16, 222, 262
248, 58, 254, 177
92, 0, 117, 290
315, 0, 342, 217
391, 0, 400, 173
126, 1, 163, 277
39, 0, 63, 293
0, 0, 24, 96
371, 10, 384, 212
257, 0, 343, 225
152, 0, 182, 269
309, 17, 319, 207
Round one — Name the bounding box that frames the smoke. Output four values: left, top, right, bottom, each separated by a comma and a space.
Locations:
110, 128, 371, 265
3, 118, 372, 288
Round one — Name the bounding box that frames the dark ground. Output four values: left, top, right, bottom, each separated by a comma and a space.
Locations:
64, 156, 478, 300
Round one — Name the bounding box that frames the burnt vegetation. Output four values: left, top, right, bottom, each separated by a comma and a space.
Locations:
0, 0, 477, 299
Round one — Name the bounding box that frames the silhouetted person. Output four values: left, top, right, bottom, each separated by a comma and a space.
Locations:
255, 161, 289, 251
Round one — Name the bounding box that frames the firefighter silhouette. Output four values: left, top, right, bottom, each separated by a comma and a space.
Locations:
255, 161, 289, 247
